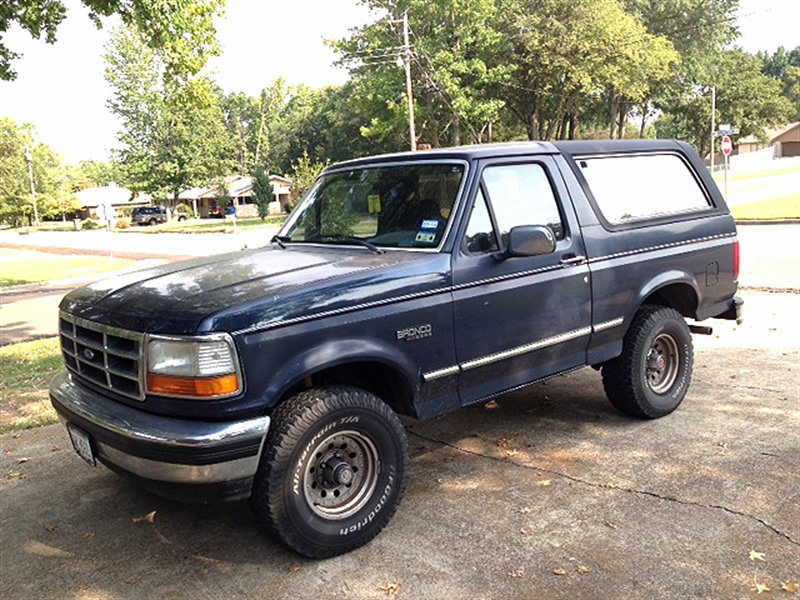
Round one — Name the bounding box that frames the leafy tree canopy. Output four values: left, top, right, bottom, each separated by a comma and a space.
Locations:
1, 0, 225, 80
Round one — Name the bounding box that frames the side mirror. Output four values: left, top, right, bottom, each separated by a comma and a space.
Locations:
496, 225, 556, 260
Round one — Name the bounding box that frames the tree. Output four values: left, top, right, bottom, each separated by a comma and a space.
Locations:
252, 165, 273, 220
496, 0, 677, 141
334, 0, 508, 148
656, 48, 792, 154
0, 117, 80, 226
759, 46, 800, 121
1, 0, 225, 81
288, 151, 328, 211
104, 25, 233, 203
78, 159, 122, 187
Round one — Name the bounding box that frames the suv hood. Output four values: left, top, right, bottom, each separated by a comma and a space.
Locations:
60, 246, 450, 334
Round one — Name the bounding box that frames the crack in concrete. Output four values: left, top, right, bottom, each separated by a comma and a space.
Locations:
409, 430, 799, 546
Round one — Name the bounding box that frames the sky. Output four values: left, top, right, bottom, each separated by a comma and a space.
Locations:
0, 0, 796, 163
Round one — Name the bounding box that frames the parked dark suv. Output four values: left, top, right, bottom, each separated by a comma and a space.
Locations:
131, 206, 188, 226
52, 140, 741, 558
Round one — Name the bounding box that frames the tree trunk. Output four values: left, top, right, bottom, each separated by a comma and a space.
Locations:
568, 112, 578, 140
618, 106, 627, 139
527, 111, 538, 141
452, 113, 461, 147
639, 110, 648, 139
609, 89, 618, 139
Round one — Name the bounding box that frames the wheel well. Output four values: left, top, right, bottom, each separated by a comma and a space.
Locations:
642, 283, 698, 319
280, 362, 416, 417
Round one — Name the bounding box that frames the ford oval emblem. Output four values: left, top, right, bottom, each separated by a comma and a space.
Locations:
83, 348, 95, 360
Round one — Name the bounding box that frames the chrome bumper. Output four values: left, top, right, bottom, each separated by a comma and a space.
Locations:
50, 370, 270, 486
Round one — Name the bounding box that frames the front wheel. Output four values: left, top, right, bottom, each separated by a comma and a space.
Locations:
602, 305, 693, 419
250, 386, 409, 558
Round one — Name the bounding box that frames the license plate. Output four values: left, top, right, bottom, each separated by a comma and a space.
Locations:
67, 423, 96, 467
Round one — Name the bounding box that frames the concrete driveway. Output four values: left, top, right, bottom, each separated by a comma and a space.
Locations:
1, 289, 798, 599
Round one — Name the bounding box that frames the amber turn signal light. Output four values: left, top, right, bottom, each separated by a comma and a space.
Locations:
146, 373, 240, 398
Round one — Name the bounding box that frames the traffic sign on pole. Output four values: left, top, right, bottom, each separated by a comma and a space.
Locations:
721, 135, 733, 156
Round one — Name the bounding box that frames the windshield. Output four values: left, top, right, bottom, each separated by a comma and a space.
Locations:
281, 162, 466, 250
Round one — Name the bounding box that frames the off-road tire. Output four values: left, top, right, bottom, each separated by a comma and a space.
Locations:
602, 305, 693, 419
250, 386, 409, 558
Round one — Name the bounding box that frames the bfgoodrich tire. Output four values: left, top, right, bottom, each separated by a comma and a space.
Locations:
602, 305, 693, 419
250, 386, 409, 558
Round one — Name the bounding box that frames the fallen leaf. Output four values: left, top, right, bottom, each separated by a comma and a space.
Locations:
133, 510, 157, 524
508, 568, 524, 578
17, 457, 30, 464
781, 580, 799, 593
287, 564, 302, 573
604, 521, 619, 529
484, 400, 500, 411
749, 550, 766, 562
51, 446, 61, 452
378, 582, 400, 596
505, 449, 519, 458
538, 479, 552, 487
577, 565, 591, 574
602, 482, 618, 489
552, 567, 568, 576
44, 524, 58, 532
496, 438, 510, 448
83, 532, 96, 539
518, 507, 532, 514
6, 470, 26, 480
752, 582, 771, 594
436, 478, 443, 484
519, 528, 534, 536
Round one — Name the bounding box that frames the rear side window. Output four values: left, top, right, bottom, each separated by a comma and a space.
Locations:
578, 153, 710, 224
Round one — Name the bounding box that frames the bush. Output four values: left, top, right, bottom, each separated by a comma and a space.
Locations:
81, 219, 100, 230
115, 219, 130, 229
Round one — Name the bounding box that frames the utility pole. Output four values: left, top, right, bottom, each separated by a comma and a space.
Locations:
24, 146, 40, 227
709, 86, 716, 173
402, 11, 416, 152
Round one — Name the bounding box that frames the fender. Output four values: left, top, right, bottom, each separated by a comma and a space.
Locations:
257, 337, 419, 410
632, 269, 700, 321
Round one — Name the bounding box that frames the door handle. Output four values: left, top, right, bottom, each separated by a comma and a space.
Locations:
560, 254, 586, 266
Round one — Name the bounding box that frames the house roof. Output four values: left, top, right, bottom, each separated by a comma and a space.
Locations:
179, 174, 292, 200
738, 122, 800, 145
74, 184, 149, 208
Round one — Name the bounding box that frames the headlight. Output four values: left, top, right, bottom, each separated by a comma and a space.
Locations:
145, 334, 242, 399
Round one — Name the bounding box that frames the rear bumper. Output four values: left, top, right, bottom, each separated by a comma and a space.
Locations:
50, 370, 269, 502
698, 295, 744, 324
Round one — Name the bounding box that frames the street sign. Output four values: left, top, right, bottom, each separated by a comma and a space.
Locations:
721, 135, 733, 156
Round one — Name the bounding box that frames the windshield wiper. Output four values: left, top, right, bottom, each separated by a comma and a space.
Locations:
271, 235, 291, 249
309, 234, 385, 254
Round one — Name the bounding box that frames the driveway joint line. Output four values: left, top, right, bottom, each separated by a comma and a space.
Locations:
409, 430, 799, 546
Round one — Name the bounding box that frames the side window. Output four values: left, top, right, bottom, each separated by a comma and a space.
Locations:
578, 153, 711, 224
482, 164, 565, 249
464, 188, 499, 254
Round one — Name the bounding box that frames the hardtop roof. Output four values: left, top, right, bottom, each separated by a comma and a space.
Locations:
325, 139, 690, 172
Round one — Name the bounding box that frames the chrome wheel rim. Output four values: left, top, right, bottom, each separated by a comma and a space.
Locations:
645, 333, 679, 394
302, 430, 379, 520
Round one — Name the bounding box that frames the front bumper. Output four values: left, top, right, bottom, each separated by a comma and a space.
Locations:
50, 370, 270, 502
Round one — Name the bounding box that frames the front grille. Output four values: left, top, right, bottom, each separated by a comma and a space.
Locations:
59, 312, 145, 401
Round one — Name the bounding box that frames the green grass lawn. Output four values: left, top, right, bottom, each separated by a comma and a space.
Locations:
0, 337, 62, 434
731, 194, 800, 220
0, 248, 135, 288
712, 163, 800, 184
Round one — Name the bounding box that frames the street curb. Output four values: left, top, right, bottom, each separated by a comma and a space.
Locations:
735, 219, 800, 226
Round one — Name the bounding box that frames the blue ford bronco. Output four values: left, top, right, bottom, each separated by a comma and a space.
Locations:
51, 140, 742, 557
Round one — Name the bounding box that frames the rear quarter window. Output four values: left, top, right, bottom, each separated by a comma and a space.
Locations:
577, 153, 711, 224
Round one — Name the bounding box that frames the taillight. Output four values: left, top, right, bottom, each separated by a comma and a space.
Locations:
733, 235, 740, 282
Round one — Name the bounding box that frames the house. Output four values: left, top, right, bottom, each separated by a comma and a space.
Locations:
737, 123, 800, 157
179, 175, 293, 218
73, 183, 150, 219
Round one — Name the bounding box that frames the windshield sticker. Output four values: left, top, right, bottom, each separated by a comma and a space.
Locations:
421, 219, 440, 230
368, 195, 381, 214
415, 231, 436, 244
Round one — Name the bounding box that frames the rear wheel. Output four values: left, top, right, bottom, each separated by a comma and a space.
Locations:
250, 386, 409, 558
602, 305, 693, 419
148, 218, 157, 226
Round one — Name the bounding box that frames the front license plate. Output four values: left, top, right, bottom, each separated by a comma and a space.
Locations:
67, 423, 96, 467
